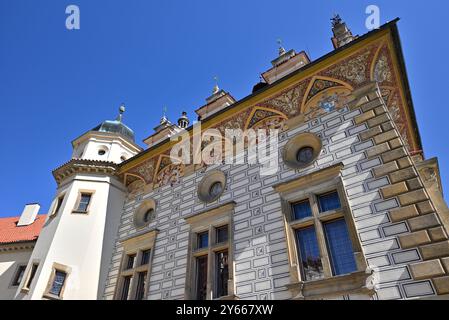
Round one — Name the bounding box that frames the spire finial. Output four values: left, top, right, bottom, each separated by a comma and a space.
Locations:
212, 76, 219, 94
117, 103, 125, 122
277, 38, 286, 56
331, 13, 342, 27
160, 106, 168, 124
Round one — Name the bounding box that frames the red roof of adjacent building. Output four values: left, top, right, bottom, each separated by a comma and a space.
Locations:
0, 215, 46, 244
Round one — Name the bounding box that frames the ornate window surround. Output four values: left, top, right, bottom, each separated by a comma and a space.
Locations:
113, 229, 158, 300
184, 201, 236, 300
42, 262, 72, 300
49, 193, 66, 219
273, 163, 373, 299
21, 260, 40, 294
71, 189, 95, 215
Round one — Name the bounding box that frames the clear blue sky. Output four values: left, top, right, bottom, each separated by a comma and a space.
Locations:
1, 0, 448, 217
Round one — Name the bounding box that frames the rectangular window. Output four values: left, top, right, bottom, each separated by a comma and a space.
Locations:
196, 255, 208, 300
324, 219, 357, 276
215, 250, 229, 298
295, 227, 324, 281
114, 230, 157, 301
292, 200, 313, 220
197, 232, 209, 249
76, 193, 92, 212
216, 225, 228, 244
49, 271, 67, 297
12, 265, 26, 286
120, 276, 132, 300
140, 250, 151, 266
317, 191, 341, 212
25, 263, 38, 289
53, 196, 64, 216
134, 272, 147, 300
125, 254, 135, 270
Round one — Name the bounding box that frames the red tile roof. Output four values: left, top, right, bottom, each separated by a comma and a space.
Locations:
0, 215, 46, 244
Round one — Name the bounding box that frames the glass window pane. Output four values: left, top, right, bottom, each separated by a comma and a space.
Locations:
120, 276, 132, 300
197, 232, 209, 249
295, 227, 324, 281
215, 250, 229, 298
13, 266, 26, 286
134, 272, 147, 300
196, 256, 208, 300
140, 250, 151, 266
324, 219, 357, 276
49, 271, 66, 296
125, 254, 135, 270
26, 264, 38, 288
318, 191, 341, 212
77, 194, 91, 212
216, 225, 228, 243
292, 200, 312, 220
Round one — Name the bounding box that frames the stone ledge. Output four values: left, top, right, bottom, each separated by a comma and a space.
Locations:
432, 276, 449, 295
354, 110, 376, 125
373, 161, 398, 178
381, 147, 407, 163
389, 167, 418, 184
428, 226, 449, 242
398, 230, 431, 249
360, 126, 383, 141
367, 113, 389, 128
398, 189, 429, 206
420, 240, 449, 260
380, 182, 408, 199
409, 259, 445, 280
408, 213, 440, 232
389, 205, 419, 222
373, 130, 399, 145
286, 270, 375, 300
366, 143, 390, 158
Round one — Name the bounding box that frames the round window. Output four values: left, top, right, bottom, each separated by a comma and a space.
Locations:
296, 146, 314, 165
209, 181, 223, 199
282, 132, 322, 169
197, 170, 226, 203
143, 208, 154, 223
133, 200, 156, 228
98, 150, 106, 156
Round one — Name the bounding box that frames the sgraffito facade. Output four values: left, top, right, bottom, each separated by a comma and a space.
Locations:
3, 17, 449, 300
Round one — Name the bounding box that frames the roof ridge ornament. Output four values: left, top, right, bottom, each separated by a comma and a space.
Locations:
277, 38, 286, 56
212, 76, 220, 94
117, 103, 125, 122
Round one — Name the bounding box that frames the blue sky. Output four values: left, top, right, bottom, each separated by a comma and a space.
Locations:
1, 0, 448, 217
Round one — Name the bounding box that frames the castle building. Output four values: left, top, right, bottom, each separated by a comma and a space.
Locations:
1, 17, 449, 300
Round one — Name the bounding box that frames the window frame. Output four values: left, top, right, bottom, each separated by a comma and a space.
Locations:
273, 163, 371, 299
9, 264, 27, 288
72, 190, 95, 214
185, 202, 236, 300
42, 263, 71, 300
21, 261, 39, 293
113, 229, 157, 300
50, 193, 65, 218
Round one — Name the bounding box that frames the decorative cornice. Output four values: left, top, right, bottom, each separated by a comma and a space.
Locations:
0, 241, 35, 252
52, 159, 118, 185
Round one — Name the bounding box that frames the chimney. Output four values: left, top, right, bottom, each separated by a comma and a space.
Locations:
17, 203, 40, 226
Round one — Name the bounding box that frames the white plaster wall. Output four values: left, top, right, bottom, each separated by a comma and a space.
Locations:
15, 173, 126, 300
0, 250, 33, 300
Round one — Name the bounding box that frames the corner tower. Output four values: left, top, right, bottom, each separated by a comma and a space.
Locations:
15, 106, 141, 300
